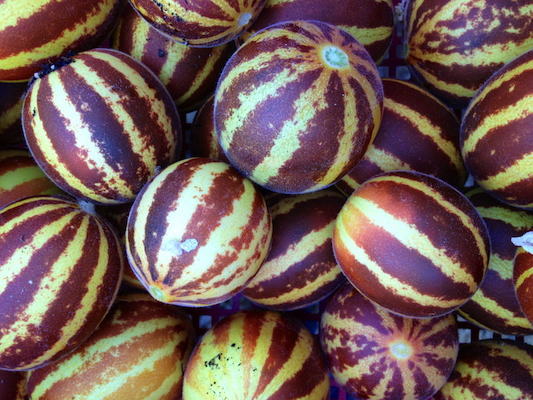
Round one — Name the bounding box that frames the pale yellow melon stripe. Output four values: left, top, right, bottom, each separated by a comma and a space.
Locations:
462, 95, 533, 156
75, 52, 169, 165
342, 25, 393, 47
0, 1, 115, 72
128, 14, 153, 62
0, 204, 73, 294
26, 79, 116, 204
24, 82, 75, 194
126, 162, 175, 272
316, 74, 370, 188
32, 318, 181, 398
0, 215, 88, 355
364, 146, 412, 172
386, 98, 461, 166
478, 154, 533, 195
467, 59, 533, 111
0, 166, 47, 191
476, 205, 533, 232
516, 250, 533, 288
150, 0, 239, 28
185, 316, 260, 399
0, 0, 62, 29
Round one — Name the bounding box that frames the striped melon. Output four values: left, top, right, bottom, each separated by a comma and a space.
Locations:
457, 187, 533, 336
22, 48, 182, 205
333, 170, 490, 318
461, 48, 533, 209
0, 82, 27, 144
242, 189, 347, 311
403, 0, 533, 108
320, 282, 459, 400
237, 0, 395, 64
126, 157, 272, 307
0, 148, 64, 209
431, 339, 533, 400
0, 195, 124, 370
183, 309, 330, 399
190, 94, 230, 163
111, 1, 236, 112
0, 369, 27, 400
513, 246, 533, 325
0, 0, 124, 82
26, 292, 196, 400
215, 19, 384, 194
337, 78, 466, 196
128, 0, 266, 47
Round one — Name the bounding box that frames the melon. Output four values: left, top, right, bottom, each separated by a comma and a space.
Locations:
321, 282, 459, 400
333, 170, 490, 318
0, 195, 124, 370
126, 157, 272, 307
215, 19, 384, 194
22, 48, 182, 205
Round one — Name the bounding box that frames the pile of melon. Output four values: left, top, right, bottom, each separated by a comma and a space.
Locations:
1, 0, 533, 399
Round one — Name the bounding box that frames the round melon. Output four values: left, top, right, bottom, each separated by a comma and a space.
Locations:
403, 0, 533, 108
26, 292, 196, 400
0, 0, 124, 82
22, 48, 182, 205
0, 195, 124, 370
237, 0, 395, 63
128, 0, 266, 47
461, 48, 533, 209
111, 1, 236, 112
126, 157, 272, 307
320, 282, 459, 400
215, 19, 384, 194
333, 170, 490, 318
183, 309, 330, 399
